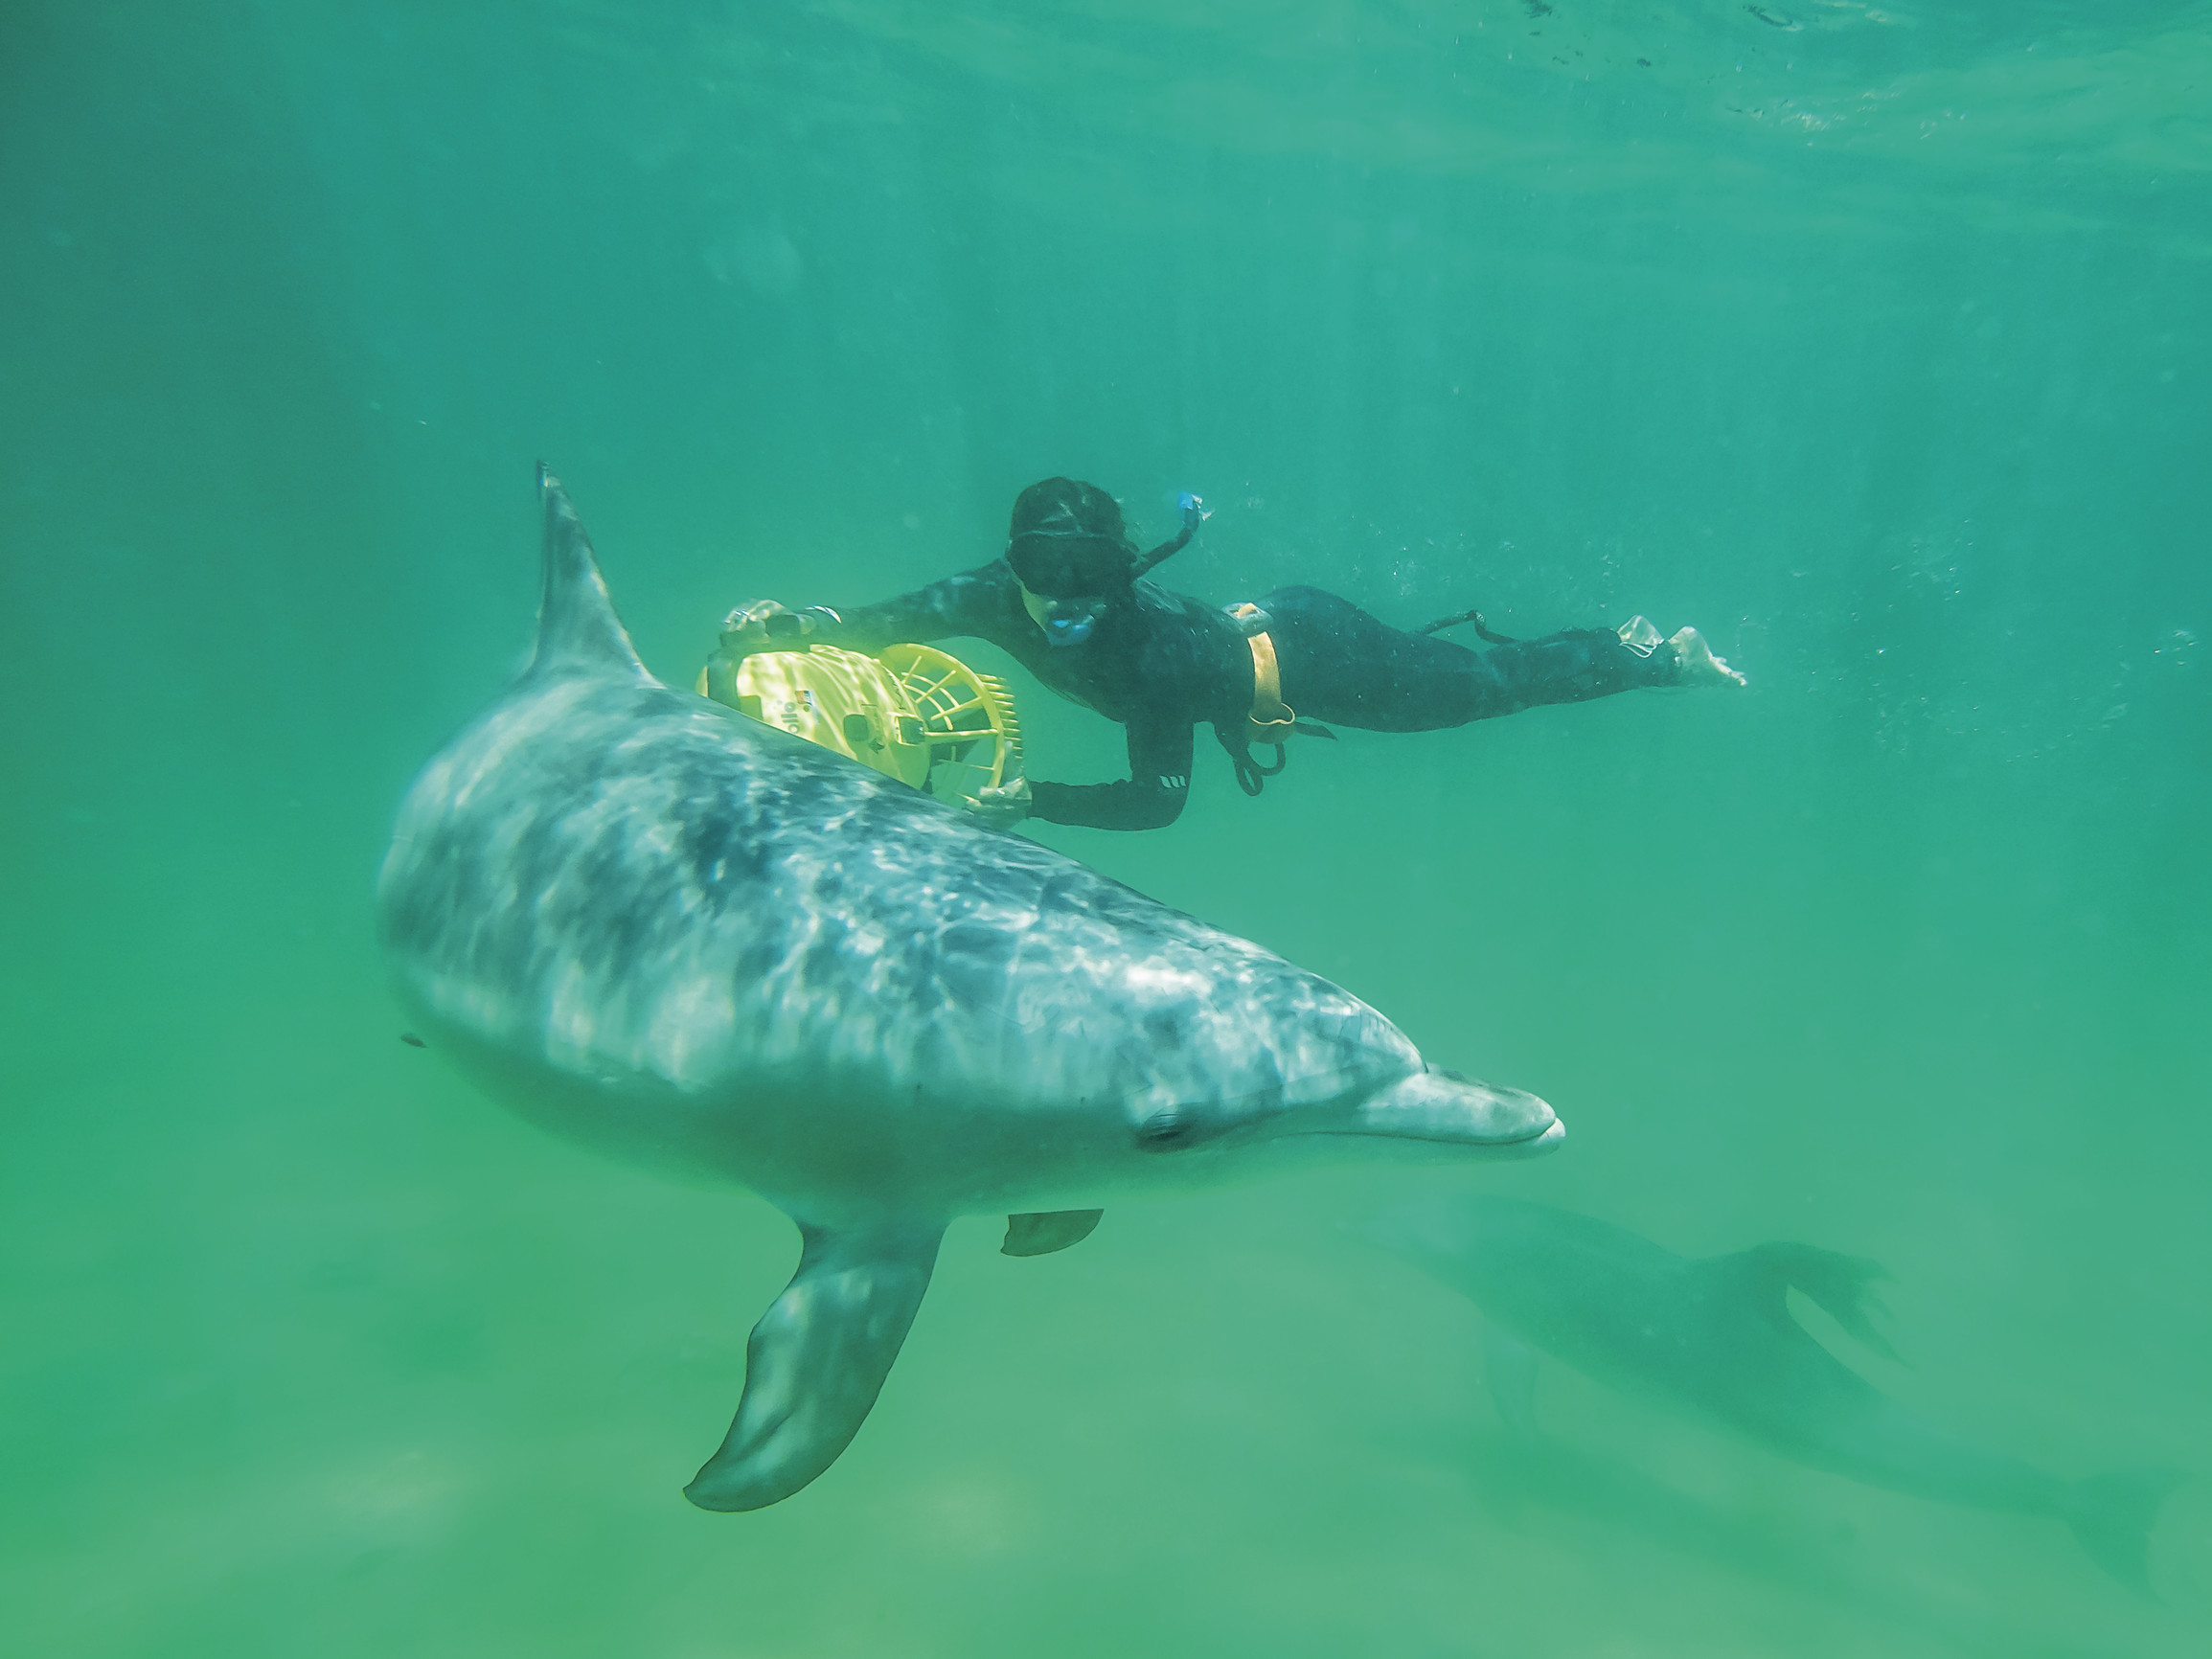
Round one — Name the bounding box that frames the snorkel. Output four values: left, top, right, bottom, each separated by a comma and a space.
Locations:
1023, 589, 1106, 647
1131, 491, 1209, 580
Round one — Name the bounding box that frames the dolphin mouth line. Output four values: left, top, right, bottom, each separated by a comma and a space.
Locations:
1297, 1122, 1562, 1148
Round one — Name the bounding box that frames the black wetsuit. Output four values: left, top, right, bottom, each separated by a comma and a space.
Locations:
812, 562, 1680, 830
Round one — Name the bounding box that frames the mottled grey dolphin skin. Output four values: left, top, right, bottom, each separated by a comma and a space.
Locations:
1357, 1196, 2181, 1592
378, 469, 1563, 1511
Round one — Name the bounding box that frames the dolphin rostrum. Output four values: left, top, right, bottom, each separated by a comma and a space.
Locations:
377, 470, 1564, 1511
1357, 1195, 2180, 1591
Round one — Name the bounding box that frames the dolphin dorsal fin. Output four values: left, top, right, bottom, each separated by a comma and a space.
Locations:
526, 465, 652, 684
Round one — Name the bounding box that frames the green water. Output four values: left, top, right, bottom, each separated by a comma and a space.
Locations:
4, 2, 2207, 1652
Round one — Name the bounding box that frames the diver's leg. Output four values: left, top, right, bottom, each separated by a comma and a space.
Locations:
1258, 586, 1474, 731
1261, 587, 1715, 733
1438, 625, 1685, 723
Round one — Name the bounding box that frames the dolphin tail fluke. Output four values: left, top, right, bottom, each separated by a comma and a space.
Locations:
527, 464, 652, 684
1002, 1209, 1105, 1257
1728, 1241, 1900, 1363
2062, 1467, 2185, 1596
683, 1219, 944, 1511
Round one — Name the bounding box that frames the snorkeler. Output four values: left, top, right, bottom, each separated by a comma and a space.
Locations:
721, 478, 1744, 830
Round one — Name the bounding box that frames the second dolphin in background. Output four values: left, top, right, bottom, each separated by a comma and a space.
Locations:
1355, 1195, 2180, 1593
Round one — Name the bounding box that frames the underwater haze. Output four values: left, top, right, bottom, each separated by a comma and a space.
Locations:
4, 1, 2208, 1653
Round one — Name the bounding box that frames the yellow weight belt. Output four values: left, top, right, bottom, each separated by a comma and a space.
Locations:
1226, 602, 1299, 745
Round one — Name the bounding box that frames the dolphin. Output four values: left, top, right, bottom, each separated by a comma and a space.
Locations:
1357, 1194, 2181, 1591
377, 469, 1564, 1511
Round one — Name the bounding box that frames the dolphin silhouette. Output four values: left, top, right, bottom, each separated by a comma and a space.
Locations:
377, 470, 1564, 1511
1357, 1195, 2180, 1592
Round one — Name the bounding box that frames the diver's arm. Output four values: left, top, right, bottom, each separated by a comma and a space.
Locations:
1028, 718, 1195, 831
756, 563, 1026, 656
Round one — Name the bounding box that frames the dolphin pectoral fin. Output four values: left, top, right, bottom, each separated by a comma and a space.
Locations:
684, 1219, 944, 1512
1719, 1242, 1900, 1362
1482, 1323, 1540, 1440
1001, 1209, 1105, 1258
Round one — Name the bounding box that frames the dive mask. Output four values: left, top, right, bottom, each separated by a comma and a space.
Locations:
1006, 488, 1208, 648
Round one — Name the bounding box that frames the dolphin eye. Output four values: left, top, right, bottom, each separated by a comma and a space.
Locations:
1134, 1108, 1194, 1150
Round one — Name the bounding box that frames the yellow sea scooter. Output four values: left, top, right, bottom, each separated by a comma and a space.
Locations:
697, 630, 1022, 808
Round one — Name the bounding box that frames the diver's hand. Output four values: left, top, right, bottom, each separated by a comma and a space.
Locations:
966, 779, 1033, 829
1668, 625, 1747, 689
718, 600, 818, 653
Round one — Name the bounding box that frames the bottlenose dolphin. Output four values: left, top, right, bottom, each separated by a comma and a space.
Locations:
1358, 1195, 2180, 1591
378, 470, 1564, 1511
